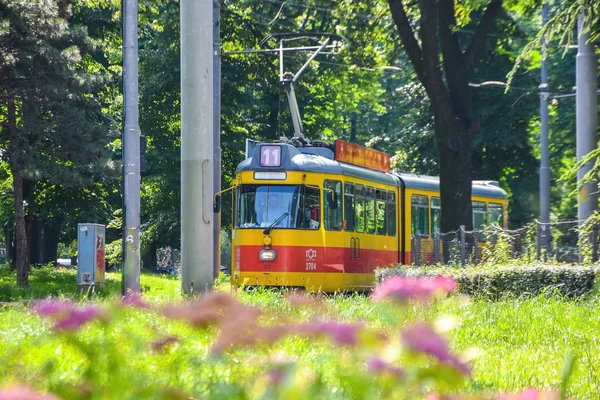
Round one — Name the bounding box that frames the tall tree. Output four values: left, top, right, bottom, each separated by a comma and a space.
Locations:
0, 0, 112, 286
387, 0, 503, 232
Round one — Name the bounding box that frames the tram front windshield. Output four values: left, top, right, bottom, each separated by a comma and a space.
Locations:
237, 184, 320, 229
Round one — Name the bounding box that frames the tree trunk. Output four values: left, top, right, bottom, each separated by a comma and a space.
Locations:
387, 0, 501, 234
7, 97, 29, 287
435, 110, 474, 234
42, 219, 62, 264
350, 113, 357, 143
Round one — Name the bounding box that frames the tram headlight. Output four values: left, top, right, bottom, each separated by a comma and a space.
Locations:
263, 235, 272, 247
259, 249, 276, 261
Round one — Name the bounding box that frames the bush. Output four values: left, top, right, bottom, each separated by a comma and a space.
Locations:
376, 263, 597, 299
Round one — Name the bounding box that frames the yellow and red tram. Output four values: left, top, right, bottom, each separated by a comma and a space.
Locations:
230, 140, 508, 292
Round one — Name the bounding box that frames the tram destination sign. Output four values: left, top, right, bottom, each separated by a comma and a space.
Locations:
260, 145, 282, 167
334, 139, 390, 173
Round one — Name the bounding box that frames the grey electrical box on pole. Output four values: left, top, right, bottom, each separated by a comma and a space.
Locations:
576, 14, 598, 226
213, 0, 222, 280
181, 0, 214, 295
539, 3, 550, 251
122, 0, 141, 294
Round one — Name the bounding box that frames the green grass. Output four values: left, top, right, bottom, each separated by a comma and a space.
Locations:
0, 265, 182, 302
0, 266, 599, 398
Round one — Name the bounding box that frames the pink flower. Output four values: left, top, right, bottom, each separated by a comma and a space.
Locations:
122, 293, 150, 309
33, 299, 75, 316
402, 322, 470, 374
162, 292, 242, 328
295, 321, 363, 346
212, 323, 289, 354
53, 306, 106, 331
286, 292, 319, 307
425, 395, 461, 400
33, 299, 107, 331
317, 321, 362, 345
494, 388, 560, 400
268, 368, 286, 385
0, 385, 61, 400
372, 276, 456, 303
365, 356, 404, 377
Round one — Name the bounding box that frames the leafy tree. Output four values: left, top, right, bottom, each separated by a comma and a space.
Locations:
386, 0, 506, 232
0, 0, 114, 286
509, 0, 599, 86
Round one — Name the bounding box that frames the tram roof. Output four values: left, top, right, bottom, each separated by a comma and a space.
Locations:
237, 143, 507, 200
393, 172, 507, 199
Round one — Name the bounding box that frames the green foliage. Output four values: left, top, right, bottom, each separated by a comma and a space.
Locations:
220, 230, 232, 269
57, 240, 78, 258
508, 0, 600, 88
577, 211, 600, 265
0, 0, 121, 274
376, 263, 597, 299
105, 238, 122, 270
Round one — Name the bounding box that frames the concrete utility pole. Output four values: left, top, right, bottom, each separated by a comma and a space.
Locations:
539, 2, 550, 251
122, 0, 141, 294
576, 14, 598, 225
181, 0, 214, 295
213, 0, 222, 280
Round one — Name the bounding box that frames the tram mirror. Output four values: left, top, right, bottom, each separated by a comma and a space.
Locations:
327, 192, 338, 210
213, 195, 221, 213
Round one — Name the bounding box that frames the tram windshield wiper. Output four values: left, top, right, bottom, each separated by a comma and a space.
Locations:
263, 212, 290, 235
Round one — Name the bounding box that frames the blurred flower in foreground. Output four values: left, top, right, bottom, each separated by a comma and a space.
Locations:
33, 299, 108, 331
0, 385, 60, 400
365, 356, 404, 377
373, 276, 456, 303
53, 306, 106, 331
306, 321, 363, 346
266, 356, 295, 386
494, 388, 560, 400
163, 292, 241, 328
34, 299, 75, 316
213, 322, 289, 354
163, 292, 289, 354
427, 388, 561, 400
286, 292, 320, 307
122, 293, 151, 309
402, 322, 470, 374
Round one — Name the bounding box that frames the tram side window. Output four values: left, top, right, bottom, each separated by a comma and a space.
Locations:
376, 189, 386, 235
301, 187, 321, 229
366, 187, 375, 234
387, 191, 396, 236
324, 180, 343, 230
344, 182, 355, 231
355, 185, 365, 233
473, 201, 486, 241
232, 187, 237, 228
411, 194, 429, 237
473, 201, 486, 231
237, 186, 256, 228
488, 203, 503, 226
431, 197, 441, 234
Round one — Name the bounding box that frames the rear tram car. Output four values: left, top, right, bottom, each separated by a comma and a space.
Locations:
230, 139, 507, 292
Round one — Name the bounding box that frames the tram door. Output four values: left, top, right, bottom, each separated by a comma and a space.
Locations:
343, 182, 358, 276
